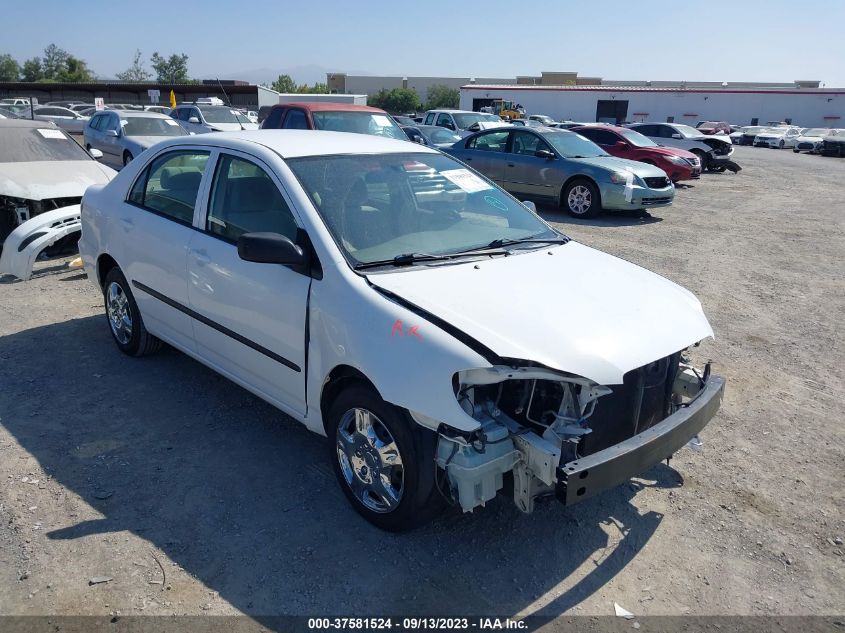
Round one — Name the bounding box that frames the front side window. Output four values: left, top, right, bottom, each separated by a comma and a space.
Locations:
288, 152, 559, 267
435, 113, 454, 129
424, 113, 435, 125
466, 130, 509, 152
206, 154, 298, 242
510, 130, 551, 155
128, 150, 210, 224
282, 109, 309, 129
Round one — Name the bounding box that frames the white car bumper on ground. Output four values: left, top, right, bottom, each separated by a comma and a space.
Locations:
0, 205, 81, 280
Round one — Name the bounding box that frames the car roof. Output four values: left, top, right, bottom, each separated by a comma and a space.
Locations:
274, 102, 387, 113
0, 119, 57, 129
426, 109, 473, 114
157, 129, 438, 158
571, 124, 625, 133
105, 110, 171, 119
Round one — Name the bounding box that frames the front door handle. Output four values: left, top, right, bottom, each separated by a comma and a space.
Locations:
507, 162, 515, 167
190, 249, 210, 266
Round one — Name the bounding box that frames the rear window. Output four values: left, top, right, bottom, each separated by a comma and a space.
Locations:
311, 111, 405, 139
0, 127, 92, 163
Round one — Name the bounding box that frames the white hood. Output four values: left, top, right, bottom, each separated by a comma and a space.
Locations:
369, 242, 714, 385
208, 122, 259, 132
0, 160, 115, 200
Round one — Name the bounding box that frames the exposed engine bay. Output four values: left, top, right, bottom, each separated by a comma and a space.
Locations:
434, 350, 723, 513
1, 194, 82, 249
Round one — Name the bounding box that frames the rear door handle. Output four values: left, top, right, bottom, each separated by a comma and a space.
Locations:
507, 163, 515, 167
464, 157, 472, 161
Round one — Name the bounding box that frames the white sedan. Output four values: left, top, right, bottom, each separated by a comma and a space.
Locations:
77, 130, 724, 531
753, 126, 803, 148
32, 105, 90, 134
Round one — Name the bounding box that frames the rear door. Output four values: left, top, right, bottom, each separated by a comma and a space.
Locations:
100, 113, 124, 166
504, 130, 560, 198
456, 130, 509, 186
186, 150, 310, 416
120, 148, 212, 351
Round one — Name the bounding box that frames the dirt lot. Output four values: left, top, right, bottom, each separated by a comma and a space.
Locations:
0, 146, 843, 621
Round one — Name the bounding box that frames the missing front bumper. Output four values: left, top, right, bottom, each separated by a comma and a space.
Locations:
555, 375, 725, 505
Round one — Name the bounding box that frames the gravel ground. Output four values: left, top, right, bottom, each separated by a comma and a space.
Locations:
0, 146, 843, 621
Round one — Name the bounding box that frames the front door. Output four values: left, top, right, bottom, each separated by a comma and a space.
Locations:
503, 130, 559, 198
187, 151, 310, 416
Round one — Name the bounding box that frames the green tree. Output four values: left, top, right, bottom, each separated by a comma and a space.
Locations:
116, 49, 151, 82
297, 82, 330, 94
57, 56, 93, 82
368, 88, 420, 113
41, 43, 69, 80
150, 52, 190, 84
21, 58, 43, 82
270, 74, 297, 93
0, 54, 20, 81
424, 84, 459, 110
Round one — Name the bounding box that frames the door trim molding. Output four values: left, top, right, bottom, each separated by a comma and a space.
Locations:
132, 280, 302, 373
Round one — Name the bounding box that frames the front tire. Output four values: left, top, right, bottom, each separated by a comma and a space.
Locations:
103, 267, 162, 357
328, 385, 441, 532
563, 179, 601, 218
123, 151, 133, 166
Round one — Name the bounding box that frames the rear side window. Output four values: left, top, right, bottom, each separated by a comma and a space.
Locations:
263, 107, 285, 129
577, 128, 618, 145
466, 130, 509, 152
282, 109, 309, 129
127, 150, 210, 224
206, 154, 298, 242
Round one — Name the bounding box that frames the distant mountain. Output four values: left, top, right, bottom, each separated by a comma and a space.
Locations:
202, 64, 374, 86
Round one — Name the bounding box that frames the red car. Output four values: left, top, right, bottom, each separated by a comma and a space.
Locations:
696, 121, 731, 135
260, 102, 406, 140
572, 124, 701, 182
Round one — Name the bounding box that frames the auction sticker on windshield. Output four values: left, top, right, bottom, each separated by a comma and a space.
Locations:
37, 129, 67, 140
164, 119, 178, 126
372, 115, 393, 127
441, 168, 492, 193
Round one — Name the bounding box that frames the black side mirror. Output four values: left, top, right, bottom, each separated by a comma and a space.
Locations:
237, 232, 306, 266
534, 149, 555, 160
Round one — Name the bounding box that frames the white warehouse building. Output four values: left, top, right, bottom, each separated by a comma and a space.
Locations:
459, 84, 845, 128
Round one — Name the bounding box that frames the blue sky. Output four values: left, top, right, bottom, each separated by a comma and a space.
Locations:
3, 0, 845, 86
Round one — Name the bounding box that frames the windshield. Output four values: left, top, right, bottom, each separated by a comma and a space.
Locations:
0, 127, 92, 162
618, 129, 658, 148
672, 124, 704, 138
288, 152, 560, 267
423, 127, 461, 144
803, 128, 830, 136
199, 106, 250, 124
452, 113, 501, 129
311, 111, 405, 139
545, 131, 608, 158
122, 116, 187, 137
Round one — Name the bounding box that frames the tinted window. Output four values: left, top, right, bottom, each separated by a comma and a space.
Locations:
263, 106, 284, 129
510, 130, 551, 155
207, 155, 297, 242
435, 113, 454, 128
89, 115, 105, 130
633, 124, 656, 136
575, 128, 618, 146
282, 109, 309, 130
129, 150, 210, 224
466, 130, 509, 152
424, 113, 435, 125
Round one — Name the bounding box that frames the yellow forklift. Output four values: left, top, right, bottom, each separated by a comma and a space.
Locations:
490, 99, 525, 120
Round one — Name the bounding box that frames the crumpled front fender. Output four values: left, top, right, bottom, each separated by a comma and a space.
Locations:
0, 205, 81, 281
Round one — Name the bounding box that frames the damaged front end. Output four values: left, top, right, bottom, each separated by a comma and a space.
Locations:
434, 352, 725, 514
0, 205, 82, 280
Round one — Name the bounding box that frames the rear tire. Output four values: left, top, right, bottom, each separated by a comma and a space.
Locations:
562, 179, 601, 219
327, 384, 442, 532
102, 267, 162, 357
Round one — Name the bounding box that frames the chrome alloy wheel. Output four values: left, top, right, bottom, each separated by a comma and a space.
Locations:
106, 281, 133, 345
336, 408, 404, 513
567, 185, 592, 215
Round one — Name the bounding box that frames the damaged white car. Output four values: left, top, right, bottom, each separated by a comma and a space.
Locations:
0, 119, 115, 279
78, 131, 725, 531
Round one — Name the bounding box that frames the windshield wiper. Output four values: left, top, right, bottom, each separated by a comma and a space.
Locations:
354, 246, 517, 270
484, 236, 569, 249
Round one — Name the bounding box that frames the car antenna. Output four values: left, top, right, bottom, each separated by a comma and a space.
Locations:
216, 77, 244, 130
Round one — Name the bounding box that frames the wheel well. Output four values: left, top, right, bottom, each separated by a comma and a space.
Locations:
560, 175, 599, 207
96, 254, 119, 288
319, 365, 379, 433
